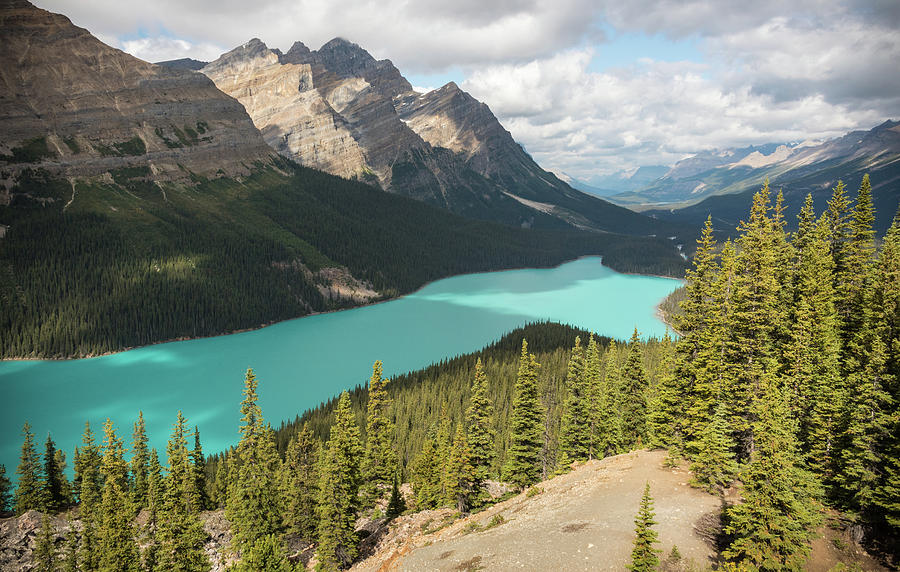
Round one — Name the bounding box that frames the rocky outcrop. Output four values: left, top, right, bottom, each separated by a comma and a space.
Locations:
0, 0, 275, 203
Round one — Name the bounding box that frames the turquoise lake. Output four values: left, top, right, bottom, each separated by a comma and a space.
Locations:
0, 257, 680, 474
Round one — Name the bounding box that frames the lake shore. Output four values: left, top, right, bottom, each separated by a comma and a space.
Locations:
2, 255, 684, 362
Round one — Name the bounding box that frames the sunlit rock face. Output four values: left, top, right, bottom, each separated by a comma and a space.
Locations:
0, 0, 275, 201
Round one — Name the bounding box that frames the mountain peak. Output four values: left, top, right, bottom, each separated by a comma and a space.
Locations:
286, 40, 310, 57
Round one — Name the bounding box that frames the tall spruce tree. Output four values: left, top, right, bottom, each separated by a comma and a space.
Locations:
34, 513, 58, 572
558, 337, 591, 462
130, 411, 150, 512
501, 340, 544, 490
411, 433, 441, 510
97, 418, 140, 572
226, 369, 284, 554
729, 183, 781, 460
74, 422, 101, 571
190, 427, 209, 511
443, 423, 476, 512
647, 332, 681, 450
465, 358, 496, 496
0, 464, 10, 513
689, 403, 737, 492
156, 412, 209, 572
282, 423, 319, 539
14, 422, 43, 515
584, 335, 604, 460
315, 390, 362, 571
620, 328, 650, 449
143, 449, 163, 571
43, 434, 68, 513
627, 483, 660, 572
596, 342, 623, 457
724, 376, 820, 569
361, 361, 397, 506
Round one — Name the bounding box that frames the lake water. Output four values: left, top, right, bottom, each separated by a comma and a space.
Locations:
0, 257, 680, 474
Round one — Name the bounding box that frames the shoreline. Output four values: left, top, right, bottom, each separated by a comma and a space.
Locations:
2, 255, 684, 363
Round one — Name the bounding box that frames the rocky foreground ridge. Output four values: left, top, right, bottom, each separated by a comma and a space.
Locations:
0, 0, 275, 204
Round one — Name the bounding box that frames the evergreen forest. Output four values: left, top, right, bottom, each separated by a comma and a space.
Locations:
0, 159, 687, 359
4, 175, 899, 570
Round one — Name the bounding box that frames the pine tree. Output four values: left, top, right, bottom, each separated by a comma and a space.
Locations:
385, 475, 405, 519
211, 453, 229, 509
728, 184, 782, 460
724, 376, 820, 570
143, 448, 163, 571
282, 423, 319, 539
647, 332, 683, 452
130, 412, 150, 512
62, 527, 78, 572
43, 434, 68, 513
558, 337, 591, 462
434, 405, 453, 502
53, 449, 72, 509
596, 342, 623, 457
361, 360, 397, 506
465, 358, 495, 497
443, 423, 476, 513
689, 404, 737, 492
34, 513, 58, 572
190, 427, 209, 511
315, 390, 362, 571
0, 464, 11, 513
234, 534, 292, 572
226, 369, 284, 554
75, 422, 101, 571
15, 422, 44, 515
156, 412, 209, 572
627, 482, 660, 572
501, 340, 544, 490
873, 212, 900, 533
411, 435, 441, 510
620, 328, 650, 449
583, 335, 604, 459
824, 179, 853, 337
97, 418, 140, 572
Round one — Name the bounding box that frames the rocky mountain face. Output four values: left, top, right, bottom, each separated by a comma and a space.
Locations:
200, 38, 677, 235
0, 0, 274, 204
610, 121, 900, 211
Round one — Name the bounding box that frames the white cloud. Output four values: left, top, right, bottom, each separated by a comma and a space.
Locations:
120, 37, 225, 63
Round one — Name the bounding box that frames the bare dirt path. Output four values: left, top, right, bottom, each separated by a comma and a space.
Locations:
356, 449, 722, 571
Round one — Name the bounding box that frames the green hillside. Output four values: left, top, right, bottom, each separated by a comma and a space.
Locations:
0, 160, 686, 358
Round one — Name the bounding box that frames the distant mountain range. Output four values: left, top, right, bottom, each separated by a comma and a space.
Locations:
593, 121, 900, 234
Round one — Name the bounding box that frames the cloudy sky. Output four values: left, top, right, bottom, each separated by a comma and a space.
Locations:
35, 0, 900, 183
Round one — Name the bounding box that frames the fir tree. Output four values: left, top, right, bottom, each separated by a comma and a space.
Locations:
558, 336, 591, 461
689, 404, 737, 492
411, 435, 441, 510
190, 427, 209, 511
156, 412, 209, 572
226, 369, 284, 554
53, 449, 72, 509
443, 422, 476, 513
627, 482, 660, 572
43, 434, 68, 513
14, 422, 44, 515
620, 328, 650, 449
434, 405, 453, 501
97, 418, 140, 572
130, 411, 150, 512
583, 335, 604, 459
62, 527, 78, 572
0, 464, 10, 513
501, 340, 544, 490
315, 390, 362, 570
143, 448, 163, 571
234, 534, 292, 572
282, 423, 319, 539
385, 475, 405, 520
465, 358, 496, 496
647, 332, 682, 450
596, 342, 623, 457
74, 422, 101, 571
211, 453, 229, 509
361, 360, 397, 506
34, 513, 58, 572
724, 376, 820, 570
